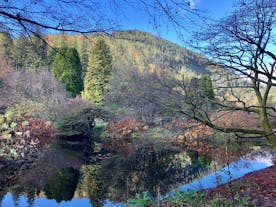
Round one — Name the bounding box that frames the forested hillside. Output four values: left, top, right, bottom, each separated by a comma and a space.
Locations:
1, 30, 274, 113
43, 30, 211, 75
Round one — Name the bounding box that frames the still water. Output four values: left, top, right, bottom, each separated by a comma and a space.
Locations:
0, 142, 274, 207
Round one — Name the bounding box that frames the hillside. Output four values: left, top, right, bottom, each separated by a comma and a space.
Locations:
45, 30, 211, 75
2, 30, 271, 107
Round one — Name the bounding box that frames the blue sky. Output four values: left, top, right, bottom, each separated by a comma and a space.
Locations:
198, 0, 235, 18
118, 0, 236, 45
2, 0, 236, 44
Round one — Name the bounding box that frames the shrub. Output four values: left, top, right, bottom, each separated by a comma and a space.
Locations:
167, 190, 205, 207
4, 71, 67, 121
0, 114, 55, 160
105, 117, 144, 137
125, 192, 154, 207
5, 100, 44, 121
55, 98, 95, 141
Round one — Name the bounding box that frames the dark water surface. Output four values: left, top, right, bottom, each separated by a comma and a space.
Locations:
0, 142, 274, 207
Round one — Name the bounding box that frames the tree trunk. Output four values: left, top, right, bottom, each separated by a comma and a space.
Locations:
261, 107, 276, 148
267, 134, 276, 148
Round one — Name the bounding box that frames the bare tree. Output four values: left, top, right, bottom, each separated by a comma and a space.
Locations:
0, 0, 198, 38
0, 0, 118, 36
163, 0, 276, 147
107, 64, 176, 122
1, 71, 68, 120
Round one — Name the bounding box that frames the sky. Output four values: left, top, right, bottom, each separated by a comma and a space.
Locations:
118, 0, 236, 45
1, 0, 236, 45
197, 0, 235, 18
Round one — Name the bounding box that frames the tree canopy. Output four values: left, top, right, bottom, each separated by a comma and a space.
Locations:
82, 39, 112, 105
51, 47, 83, 96
199, 75, 215, 100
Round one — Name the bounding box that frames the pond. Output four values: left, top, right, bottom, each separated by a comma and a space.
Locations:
0, 140, 275, 207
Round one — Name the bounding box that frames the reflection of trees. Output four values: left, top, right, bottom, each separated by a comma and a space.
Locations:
0, 175, 36, 207
80, 165, 107, 207
25, 187, 35, 207
1, 145, 214, 206
103, 146, 173, 201
77, 146, 208, 205
78, 147, 168, 204
44, 167, 80, 203
0, 145, 88, 206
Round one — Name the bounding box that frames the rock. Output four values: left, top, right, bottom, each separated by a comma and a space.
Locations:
142, 125, 149, 131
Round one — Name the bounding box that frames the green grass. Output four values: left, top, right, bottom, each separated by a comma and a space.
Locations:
91, 121, 108, 141
146, 127, 173, 139
125, 190, 255, 207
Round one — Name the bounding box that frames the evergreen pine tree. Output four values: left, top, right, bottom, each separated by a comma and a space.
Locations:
199, 75, 215, 99
83, 39, 112, 105
51, 47, 83, 96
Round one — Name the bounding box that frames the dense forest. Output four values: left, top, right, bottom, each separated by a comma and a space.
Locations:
0, 30, 220, 118
46, 30, 211, 75
0, 30, 210, 74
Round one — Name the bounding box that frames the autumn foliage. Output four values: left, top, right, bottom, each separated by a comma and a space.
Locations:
0, 117, 55, 159
105, 117, 145, 137
211, 111, 261, 129
205, 165, 276, 207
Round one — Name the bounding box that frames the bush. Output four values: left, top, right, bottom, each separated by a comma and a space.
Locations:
0, 114, 55, 160
55, 98, 95, 141
166, 190, 253, 207
2, 71, 68, 122
5, 100, 44, 121
125, 192, 154, 207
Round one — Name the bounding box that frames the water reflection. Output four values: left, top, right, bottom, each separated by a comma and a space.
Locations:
44, 167, 80, 203
0, 142, 274, 207
76, 145, 209, 207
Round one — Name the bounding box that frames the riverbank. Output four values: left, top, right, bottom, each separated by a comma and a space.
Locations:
159, 165, 276, 207
204, 165, 276, 207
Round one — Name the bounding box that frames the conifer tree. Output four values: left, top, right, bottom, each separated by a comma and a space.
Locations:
83, 39, 112, 105
51, 47, 83, 96
199, 75, 215, 99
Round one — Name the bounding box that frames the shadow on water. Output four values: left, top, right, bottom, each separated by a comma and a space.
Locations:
0, 138, 274, 207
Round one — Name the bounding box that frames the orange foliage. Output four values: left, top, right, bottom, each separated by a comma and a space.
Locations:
103, 139, 138, 157
206, 165, 276, 207
17, 117, 56, 147
211, 111, 261, 129
105, 117, 146, 137
0, 57, 12, 78
163, 119, 250, 164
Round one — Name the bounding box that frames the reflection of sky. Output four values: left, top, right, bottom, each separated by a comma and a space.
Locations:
174, 159, 270, 193
1, 194, 92, 207
1, 194, 124, 207
1, 150, 274, 207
